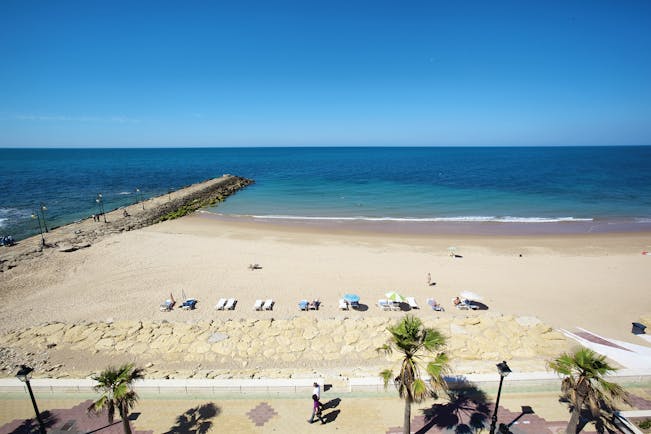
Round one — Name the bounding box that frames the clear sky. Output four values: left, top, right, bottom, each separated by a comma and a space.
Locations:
1, 0, 650, 147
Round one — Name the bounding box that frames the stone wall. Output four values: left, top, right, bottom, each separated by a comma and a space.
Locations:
0, 314, 570, 379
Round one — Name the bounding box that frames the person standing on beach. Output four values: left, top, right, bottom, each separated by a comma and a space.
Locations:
427, 272, 431, 286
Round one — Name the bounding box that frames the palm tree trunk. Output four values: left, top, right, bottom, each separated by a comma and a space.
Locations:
119, 406, 132, 434
566, 397, 584, 434
403, 397, 411, 434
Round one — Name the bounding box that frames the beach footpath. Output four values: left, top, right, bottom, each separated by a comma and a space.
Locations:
1, 374, 651, 433
0, 175, 253, 273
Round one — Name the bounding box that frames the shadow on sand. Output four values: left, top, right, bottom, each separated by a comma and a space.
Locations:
468, 301, 489, 310
7, 411, 58, 434
417, 384, 491, 434
163, 402, 220, 434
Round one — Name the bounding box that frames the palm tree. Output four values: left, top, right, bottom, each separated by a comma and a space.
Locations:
377, 315, 449, 434
88, 364, 145, 434
548, 347, 628, 434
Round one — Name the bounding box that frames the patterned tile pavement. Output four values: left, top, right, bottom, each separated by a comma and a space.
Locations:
0, 400, 153, 434
1, 386, 649, 433
245, 402, 277, 427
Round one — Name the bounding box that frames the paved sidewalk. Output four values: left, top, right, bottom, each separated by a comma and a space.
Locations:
2, 384, 650, 433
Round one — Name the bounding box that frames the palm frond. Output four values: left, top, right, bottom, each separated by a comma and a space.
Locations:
380, 369, 393, 389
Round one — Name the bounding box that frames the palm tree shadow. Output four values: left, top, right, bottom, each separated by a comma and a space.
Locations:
417, 384, 491, 434
163, 402, 220, 434
8, 411, 58, 434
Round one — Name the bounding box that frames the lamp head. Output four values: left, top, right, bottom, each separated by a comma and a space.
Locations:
16, 365, 33, 382
497, 361, 511, 378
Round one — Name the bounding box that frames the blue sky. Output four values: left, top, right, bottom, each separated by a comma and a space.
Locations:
1, 0, 650, 147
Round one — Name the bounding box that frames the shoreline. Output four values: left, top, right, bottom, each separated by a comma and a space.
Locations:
204, 211, 651, 237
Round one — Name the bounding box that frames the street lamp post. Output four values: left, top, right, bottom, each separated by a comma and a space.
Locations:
96, 193, 107, 223
136, 188, 144, 210
489, 361, 512, 434
31, 213, 45, 247
16, 365, 47, 434
39, 203, 48, 232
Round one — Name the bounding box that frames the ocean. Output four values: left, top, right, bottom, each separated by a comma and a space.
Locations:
1, 146, 651, 240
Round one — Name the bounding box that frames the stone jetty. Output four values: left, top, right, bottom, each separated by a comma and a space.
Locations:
0, 175, 253, 272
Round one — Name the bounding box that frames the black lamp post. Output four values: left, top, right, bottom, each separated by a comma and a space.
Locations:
16, 365, 47, 434
96, 193, 107, 223
31, 213, 45, 247
135, 188, 144, 210
39, 203, 48, 232
489, 361, 512, 434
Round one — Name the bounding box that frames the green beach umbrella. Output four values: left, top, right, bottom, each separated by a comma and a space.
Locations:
385, 291, 404, 303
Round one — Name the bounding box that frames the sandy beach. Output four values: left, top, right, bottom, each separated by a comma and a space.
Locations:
1, 212, 650, 378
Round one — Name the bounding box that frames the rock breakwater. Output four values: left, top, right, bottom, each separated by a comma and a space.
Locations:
0, 314, 570, 379
0, 175, 253, 273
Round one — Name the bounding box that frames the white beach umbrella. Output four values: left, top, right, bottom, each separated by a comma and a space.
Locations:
460, 291, 482, 301
385, 291, 404, 302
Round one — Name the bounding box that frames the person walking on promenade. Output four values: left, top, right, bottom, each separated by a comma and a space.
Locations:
313, 382, 324, 409
308, 394, 325, 424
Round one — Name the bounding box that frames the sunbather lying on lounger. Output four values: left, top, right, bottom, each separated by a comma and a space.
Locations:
160, 293, 176, 311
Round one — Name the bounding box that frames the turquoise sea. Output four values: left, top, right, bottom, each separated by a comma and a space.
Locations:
1, 147, 651, 240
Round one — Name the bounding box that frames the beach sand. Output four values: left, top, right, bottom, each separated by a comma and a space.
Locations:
1, 213, 650, 377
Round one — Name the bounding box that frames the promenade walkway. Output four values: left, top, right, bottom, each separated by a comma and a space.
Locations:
2, 376, 650, 433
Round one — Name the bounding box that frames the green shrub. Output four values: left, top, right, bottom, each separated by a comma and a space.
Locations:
639, 418, 651, 429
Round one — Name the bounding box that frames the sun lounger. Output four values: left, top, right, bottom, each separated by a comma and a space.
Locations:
214, 298, 227, 310
248, 263, 262, 270
160, 299, 175, 312
254, 299, 264, 310
180, 298, 197, 310
339, 299, 349, 310
263, 299, 274, 310
454, 298, 477, 310
389, 301, 402, 311
299, 300, 309, 311
225, 298, 237, 310
427, 298, 444, 311
406, 297, 419, 309
378, 299, 390, 311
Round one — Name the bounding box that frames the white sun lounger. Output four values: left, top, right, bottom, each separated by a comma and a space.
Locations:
455, 298, 477, 310
378, 299, 390, 311
263, 299, 274, 310
406, 297, 419, 309
214, 298, 227, 310
339, 299, 349, 310
254, 299, 264, 310
225, 298, 237, 310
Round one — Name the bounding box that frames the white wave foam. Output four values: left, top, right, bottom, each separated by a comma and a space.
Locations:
118, 191, 132, 195
0, 218, 6, 228
240, 214, 594, 223
634, 218, 651, 223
